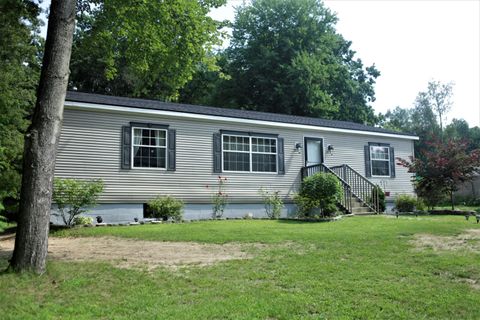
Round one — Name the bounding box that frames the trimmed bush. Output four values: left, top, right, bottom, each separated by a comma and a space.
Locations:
294, 172, 342, 218
394, 194, 418, 213
53, 178, 104, 226
73, 216, 94, 226
148, 195, 184, 221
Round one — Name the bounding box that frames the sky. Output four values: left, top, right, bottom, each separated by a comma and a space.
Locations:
40, 0, 480, 127
210, 0, 480, 127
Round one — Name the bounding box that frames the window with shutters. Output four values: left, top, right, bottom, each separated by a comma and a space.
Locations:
370, 145, 390, 177
222, 134, 277, 173
132, 127, 167, 169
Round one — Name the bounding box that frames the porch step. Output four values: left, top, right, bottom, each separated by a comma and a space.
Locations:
353, 211, 377, 216
351, 206, 374, 214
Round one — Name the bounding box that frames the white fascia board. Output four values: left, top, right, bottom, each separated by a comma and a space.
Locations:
65, 101, 420, 141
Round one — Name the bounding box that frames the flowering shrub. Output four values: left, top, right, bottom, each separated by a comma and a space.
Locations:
208, 176, 228, 219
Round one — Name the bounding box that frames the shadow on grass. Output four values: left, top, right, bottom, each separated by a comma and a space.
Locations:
275, 218, 339, 224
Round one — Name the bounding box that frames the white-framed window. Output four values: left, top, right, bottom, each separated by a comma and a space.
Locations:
370, 145, 390, 177
222, 134, 277, 173
132, 127, 167, 169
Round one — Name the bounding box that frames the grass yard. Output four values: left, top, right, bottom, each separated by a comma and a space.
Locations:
0, 218, 9, 233
1, 216, 480, 319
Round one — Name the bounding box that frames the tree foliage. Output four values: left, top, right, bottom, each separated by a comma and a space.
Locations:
52, 178, 104, 226
69, 0, 226, 100
182, 0, 380, 124
0, 0, 42, 211
398, 139, 480, 210
380, 80, 460, 157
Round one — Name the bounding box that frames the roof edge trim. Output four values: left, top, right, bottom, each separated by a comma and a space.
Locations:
65, 101, 420, 141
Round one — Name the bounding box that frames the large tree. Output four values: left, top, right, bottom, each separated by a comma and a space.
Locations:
190, 0, 380, 124
10, 0, 76, 273
69, 0, 226, 100
0, 0, 42, 213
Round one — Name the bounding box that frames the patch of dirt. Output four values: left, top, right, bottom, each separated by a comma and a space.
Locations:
411, 229, 480, 253
0, 236, 256, 270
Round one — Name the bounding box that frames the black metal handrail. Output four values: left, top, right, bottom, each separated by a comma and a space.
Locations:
330, 164, 380, 214
300, 163, 353, 215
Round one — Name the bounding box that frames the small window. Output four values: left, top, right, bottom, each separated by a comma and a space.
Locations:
132, 127, 167, 169
222, 134, 277, 173
370, 146, 390, 177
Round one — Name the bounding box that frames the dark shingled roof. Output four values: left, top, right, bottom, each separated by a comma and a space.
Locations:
65, 91, 417, 138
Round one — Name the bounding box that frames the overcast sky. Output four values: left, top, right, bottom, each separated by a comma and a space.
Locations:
40, 0, 480, 127
210, 0, 480, 127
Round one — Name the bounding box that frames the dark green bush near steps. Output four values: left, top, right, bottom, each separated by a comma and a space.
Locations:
370, 186, 386, 213
294, 172, 342, 218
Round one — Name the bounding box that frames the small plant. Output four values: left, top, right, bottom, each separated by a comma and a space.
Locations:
53, 178, 104, 226
259, 187, 283, 219
294, 172, 342, 218
394, 194, 418, 213
73, 216, 93, 226
209, 176, 228, 219
148, 195, 184, 221
370, 186, 386, 212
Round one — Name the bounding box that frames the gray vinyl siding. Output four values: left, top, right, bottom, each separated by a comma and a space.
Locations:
54, 107, 415, 204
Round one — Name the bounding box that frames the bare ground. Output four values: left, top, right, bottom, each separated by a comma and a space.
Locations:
411, 229, 480, 290
0, 236, 255, 270
411, 229, 480, 253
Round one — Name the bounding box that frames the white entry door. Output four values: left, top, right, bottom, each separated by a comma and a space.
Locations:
304, 137, 323, 166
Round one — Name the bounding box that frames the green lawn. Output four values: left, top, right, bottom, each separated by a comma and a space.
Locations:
0, 217, 9, 233
1, 216, 480, 319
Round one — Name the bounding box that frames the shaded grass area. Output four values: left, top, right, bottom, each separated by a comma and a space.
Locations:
1, 216, 480, 319
434, 205, 479, 212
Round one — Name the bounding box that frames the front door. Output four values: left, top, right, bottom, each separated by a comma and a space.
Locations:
304, 137, 323, 166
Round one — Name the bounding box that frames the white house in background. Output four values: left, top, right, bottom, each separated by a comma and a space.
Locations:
52, 91, 418, 223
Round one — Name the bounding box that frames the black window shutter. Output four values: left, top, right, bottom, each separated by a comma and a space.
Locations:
121, 126, 131, 169
364, 145, 371, 177
213, 133, 222, 173
389, 147, 396, 178
277, 137, 285, 175
167, 129, 176, 171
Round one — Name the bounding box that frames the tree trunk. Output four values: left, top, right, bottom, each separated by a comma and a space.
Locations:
9, 0, 76, 274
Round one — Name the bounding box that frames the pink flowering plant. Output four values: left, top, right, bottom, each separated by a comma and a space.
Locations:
209, 176, 228, 219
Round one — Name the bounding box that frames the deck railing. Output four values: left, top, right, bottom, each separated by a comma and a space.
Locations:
330, 164, 381, 214
300, 163, 353, 214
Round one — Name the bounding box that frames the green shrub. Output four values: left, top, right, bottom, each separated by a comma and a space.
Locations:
73, 216, 94, 226
294, 172, 342, 218
148, 195, 184, 221
259, 188, 283, 219
0, 214, 7, 233
370, 186, 386, 212
53, 178, 104, 226
394, 194, 418, 213
415, 198, 427, 212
